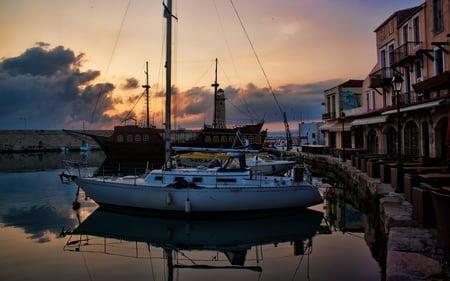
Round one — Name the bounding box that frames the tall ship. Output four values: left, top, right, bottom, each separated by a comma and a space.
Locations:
66, 60, 266, 163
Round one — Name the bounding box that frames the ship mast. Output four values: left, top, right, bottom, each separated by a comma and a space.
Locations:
142, 61, 150, 128
212, 58, 219, 128
164, 0, 174, 163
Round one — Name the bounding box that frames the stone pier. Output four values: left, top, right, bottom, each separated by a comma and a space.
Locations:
270, 148, 448, 280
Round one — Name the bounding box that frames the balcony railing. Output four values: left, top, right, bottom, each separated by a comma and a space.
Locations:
369, 67, 394, 88
390, 42, 422, 67
322, 112, 336, 120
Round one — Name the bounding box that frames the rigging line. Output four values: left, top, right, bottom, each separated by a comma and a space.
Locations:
214, 0, 257, 121
120, 89, 146, 125
212, 0, 241, 86
191, 60, 215, 87
89, 0, 132, 128
229, 0, 284, 116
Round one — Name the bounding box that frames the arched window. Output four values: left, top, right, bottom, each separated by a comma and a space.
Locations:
117, 135, 124, 142
367, 129, 378, 154
127, 134, 133, 142
404, 121, 419, 156
385, 127, 397, 155
135, 134, 141, 142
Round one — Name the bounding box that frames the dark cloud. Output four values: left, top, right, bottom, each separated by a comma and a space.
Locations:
0, 43, 341, 130
122, 77, 139, 89
0, 43, 128, 129
1, 45, 77, 76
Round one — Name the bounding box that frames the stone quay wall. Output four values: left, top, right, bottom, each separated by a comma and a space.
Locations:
267, 148, 447, 280
0, 130, 111, 152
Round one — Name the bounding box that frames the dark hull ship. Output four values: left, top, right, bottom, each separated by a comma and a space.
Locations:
66, 60, 266, 162
174, 120, 267, 149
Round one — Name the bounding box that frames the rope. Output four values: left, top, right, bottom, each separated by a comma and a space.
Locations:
89, 0, 132, 128
229, 0, 284, 117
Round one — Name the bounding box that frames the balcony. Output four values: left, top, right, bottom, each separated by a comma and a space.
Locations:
322, 112, 336, 120
369, 67, 394, 88
390, 42, 422, 67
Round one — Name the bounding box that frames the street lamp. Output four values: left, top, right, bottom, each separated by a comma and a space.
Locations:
392, 73, 404, 193
341, 111, 346, 162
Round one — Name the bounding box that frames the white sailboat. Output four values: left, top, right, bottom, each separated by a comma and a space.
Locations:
72, 0, 322, 213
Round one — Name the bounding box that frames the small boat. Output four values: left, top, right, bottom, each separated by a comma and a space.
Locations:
173, 151, 296, 175
79, 142, 90, 151
73, 147, 323, 213
245, 153, 297, 175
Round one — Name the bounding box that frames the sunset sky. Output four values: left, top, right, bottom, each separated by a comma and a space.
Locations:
0, 0, 424, 131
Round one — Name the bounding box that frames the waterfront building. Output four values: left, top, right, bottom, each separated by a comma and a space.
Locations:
321, 0, 449, 160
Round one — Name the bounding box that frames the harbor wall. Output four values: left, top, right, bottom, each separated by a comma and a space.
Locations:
0, 130, 111, 152
270, 148, 446, 280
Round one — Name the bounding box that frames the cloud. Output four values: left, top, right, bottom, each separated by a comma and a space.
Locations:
122, 77, 139, 89
0, 43, 126, 129
0, 43, 340, 130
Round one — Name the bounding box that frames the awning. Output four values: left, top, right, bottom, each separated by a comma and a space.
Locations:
320, 121, 351, 131
319, 122, 337, 131
351, 115, 388, 126
382, 99, 446, 115
329, 122, 352, 132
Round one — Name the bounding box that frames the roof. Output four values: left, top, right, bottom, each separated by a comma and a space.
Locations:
340, 80, 363, 88
324, 79, 363, 92
374, 4, 424, 32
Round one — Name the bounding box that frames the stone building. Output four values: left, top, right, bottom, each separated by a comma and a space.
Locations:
321, 0, 449, 160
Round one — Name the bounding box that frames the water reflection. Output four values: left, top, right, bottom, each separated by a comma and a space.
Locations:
0, 151, 105, 172
64, 208, 325, 280
0, 168, 382, 280
0, 170, 98, 243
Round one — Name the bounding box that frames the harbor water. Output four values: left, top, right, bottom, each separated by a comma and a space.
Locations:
0, 151, 382, 281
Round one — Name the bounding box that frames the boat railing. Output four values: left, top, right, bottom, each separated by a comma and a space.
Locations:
59, 159, 92, 183
303, 162, 312, 184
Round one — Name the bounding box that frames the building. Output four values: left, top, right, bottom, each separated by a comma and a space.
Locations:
321, 0, 449, 160
320, 80, 363, 150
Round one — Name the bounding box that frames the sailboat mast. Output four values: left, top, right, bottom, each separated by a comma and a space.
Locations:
211, 58, 219, 128
164, 0, 173, 163
142, 61, 150, 128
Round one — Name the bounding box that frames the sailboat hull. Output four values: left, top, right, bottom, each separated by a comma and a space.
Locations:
75, 175, 323, 213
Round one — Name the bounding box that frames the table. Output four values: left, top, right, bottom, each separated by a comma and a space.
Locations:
418, 173, 450, 188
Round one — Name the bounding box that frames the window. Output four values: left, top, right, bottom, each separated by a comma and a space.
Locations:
117, 135, 124, 142
433, 0, 443, 33
386, 127, 397, 155
367, 129, 378, 154
127, 134, 133, 142
404, 121, 419, 156
402, 24, 408, 44
135, 134, 141, 142
387, 43, 394, 66
412, 16, 420, 45
414, 61, 422, 82
434, 48, 445, 75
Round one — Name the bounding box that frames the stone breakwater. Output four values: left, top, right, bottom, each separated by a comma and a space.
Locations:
0, 130, 111, 152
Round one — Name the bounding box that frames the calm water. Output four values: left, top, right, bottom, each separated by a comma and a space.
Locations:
0, 152, 381, 281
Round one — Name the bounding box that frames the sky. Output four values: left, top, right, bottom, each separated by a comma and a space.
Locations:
0, 0, 424, 132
